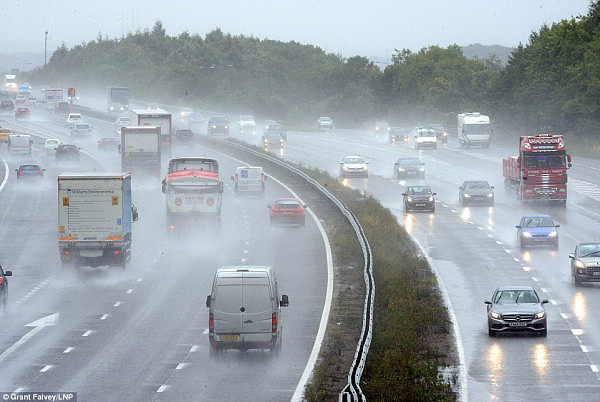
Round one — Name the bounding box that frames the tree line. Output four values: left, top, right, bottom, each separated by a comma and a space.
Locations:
26, 2, 600, 139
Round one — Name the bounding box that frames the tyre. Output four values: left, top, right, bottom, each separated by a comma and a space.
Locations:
519, 238, 525, 251
431, 205, 436, 213
573, 269, 582, 286
488, 326, 496, 337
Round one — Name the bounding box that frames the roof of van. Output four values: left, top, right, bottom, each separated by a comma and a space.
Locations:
216, 265, 273, 277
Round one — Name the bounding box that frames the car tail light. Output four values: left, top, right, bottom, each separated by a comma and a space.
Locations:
296, 206, 303, 212
37, 171, 42, 175
272, 312, 278, 333
62, 250, 69, 255
18, 171, 24, 175
0, 277, 3, 285
209, 313, 214, 333
113, 250, 121, 255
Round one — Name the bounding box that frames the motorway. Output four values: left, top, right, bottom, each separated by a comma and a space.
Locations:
258, 126, 600, 401
0, 109, 329, 401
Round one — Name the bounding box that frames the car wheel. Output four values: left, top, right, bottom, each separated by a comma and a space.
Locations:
461, 197, 466, 207
488, 326, 496, 337
573, 269, 582, 286
540, 328, 547, 337
431, 205, 436, 213
519, 238, 525, 251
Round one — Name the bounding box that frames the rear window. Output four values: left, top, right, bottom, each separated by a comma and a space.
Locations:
242, 285, 272, 312
20, 165, 40, 171
214, 284, 242, 313
276, 200, 300, 208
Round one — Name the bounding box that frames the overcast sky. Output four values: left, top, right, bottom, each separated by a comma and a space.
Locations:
2, 0, 593, 59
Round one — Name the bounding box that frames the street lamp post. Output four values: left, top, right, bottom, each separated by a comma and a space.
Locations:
44, 30, 48, 66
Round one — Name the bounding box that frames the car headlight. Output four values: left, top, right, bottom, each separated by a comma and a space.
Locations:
406, 196, 413, 202
443, 132, 447, 137
419, 167, 424, 172
225, 125, 229, 129
342, 166, 348, 170
428, 196, 434, 202
523, 232, 532, 238
487, 193, 494, 198
535, 311, 545, 319
398, 168, 405, 172
548, 231, 557, 237
490, 311, 501, 319
464, 193, 471, 198
575, 260, 585, 269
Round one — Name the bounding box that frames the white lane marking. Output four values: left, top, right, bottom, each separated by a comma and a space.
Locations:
157, 385, 168, 393
175, 363, 187, 370
245, 241, 250, 246
241, 258, 247, 263
572, 179, 600, 201
550, 300, 558, 305
100, 314, 108, 320
16, 278, 51, 305
522, 266, 531, 271
82, 330, 92, 337
513, 258, 520, 262
561, 313, 569, 320
487, 234, 493, 238
504, 249, 511, 254
0, 313, 59, 364
40, 365, 52, 372
190, 345, 199, 352
581, 345, 589, 353
592, 365, 599, 373
0, 159, 8, 192
13, 388, 25, 393
126, 289, 133, 294
541, 288, 549, 293
114, 301, 121, 307
532, 277, 539, 282
243, 249, 248, 254
572, 329, 584, 336
63, 347, 74, 354
137, 278, 143, 282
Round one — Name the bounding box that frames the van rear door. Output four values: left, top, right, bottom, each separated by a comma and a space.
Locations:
213, 279, 243, 341
241, 276, 273, 343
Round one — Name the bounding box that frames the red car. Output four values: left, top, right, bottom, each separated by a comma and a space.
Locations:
268, 198, 307, 226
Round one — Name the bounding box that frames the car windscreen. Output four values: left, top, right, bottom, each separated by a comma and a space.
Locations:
211, 116, 228, 123
579, 243, 600, 257
522, 217, 554, 227
276, 200, 300, 208
494, 290, 539, 304
465, 182, 489, 189
399, 159, 421, 165
407, 187, 431, 195
344, 158, 364, 164
20, 165, 40, 171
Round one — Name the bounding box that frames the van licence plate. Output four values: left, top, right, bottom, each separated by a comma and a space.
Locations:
219, 335, 239, 341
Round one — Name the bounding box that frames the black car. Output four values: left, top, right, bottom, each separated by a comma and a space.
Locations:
262, 129, 285, 150
207, 115, 230, 136
1, 264, 13, 309
175, 129, 194, 144
15, 106, 30, 119
570, 242, 600, 286
402, 185, 436, 212
394, 158, 425, 179
55, 143, 81, 162
427, 124, 448, 143
484, 286, 549, 337
389, 127, 410, 144
458, 180, 494, 206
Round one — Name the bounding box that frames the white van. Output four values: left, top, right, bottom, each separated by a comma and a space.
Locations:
8, 134, 32, 154
206, 266, 289, 358
231, 166, 266, 193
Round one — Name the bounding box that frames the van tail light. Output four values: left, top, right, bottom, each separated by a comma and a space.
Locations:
209, 313, 214, 333
272, 312, 278, 333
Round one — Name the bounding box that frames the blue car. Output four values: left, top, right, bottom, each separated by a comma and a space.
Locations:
516, 215, 560, 250
15, 163, 45, 181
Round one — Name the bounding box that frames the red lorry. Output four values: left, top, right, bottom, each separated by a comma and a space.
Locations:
503, 134, 572, 206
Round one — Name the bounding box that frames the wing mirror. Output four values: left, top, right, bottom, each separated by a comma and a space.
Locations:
132, 205, 139, 222
280, 294, 289, 307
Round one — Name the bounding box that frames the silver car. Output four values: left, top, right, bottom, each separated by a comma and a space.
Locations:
484, 286, 548, 337
569, 242, 600, 286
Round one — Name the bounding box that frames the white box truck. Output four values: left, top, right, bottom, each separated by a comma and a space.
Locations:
58, 173, 138, 268
457, 112, 491, 148
131, 108, 172, 157
121, 126, 161, 175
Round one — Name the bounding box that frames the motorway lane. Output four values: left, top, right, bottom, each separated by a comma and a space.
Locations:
241, 127, 600, 400
0, 111, 328, 401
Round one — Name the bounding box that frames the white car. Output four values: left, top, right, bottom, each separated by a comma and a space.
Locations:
65, 113, 83, 127
43, 138, 61, 154
70, 122, 92, 135
238, 115, 256, 134
179, 107, 194, 118
340, 155, 369, 178
317, 116, 334, 129
414, 127, 438, 150
114, 116, 131, 134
